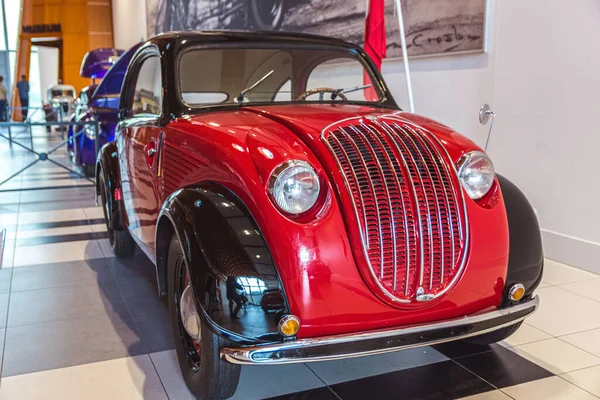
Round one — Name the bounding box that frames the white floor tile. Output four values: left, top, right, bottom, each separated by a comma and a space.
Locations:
560, 279, 600, 303
499, 323, 552, 347
459, 390, 512, 400
83, 206, 105, 220
148, 350, 194, 400
502, 376, 598, 400
12, 240, 106, 267
526, 286, 600, 336
0, 213, 18, 227
561, 328, 600, 357
149, 349, 327, 400
1, 239, 14, 268
90, 223, 108, 233
510, 338, 600, 374
19, 179, 91, 190
98, 238, 116, 259
17, 208, 87, 225
562, 365, 600, 397
542, 259, 599, 286
0, 355, 167, 400
12, 224, 97, 239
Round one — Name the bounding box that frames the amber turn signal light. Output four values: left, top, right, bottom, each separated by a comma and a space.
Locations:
508, 283, 526, 302
278, 315, 300, 337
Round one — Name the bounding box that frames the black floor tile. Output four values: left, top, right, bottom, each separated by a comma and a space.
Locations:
16, 231, 109, 246
10, 258, 114, 292
17, 218, 104, 231
266, 387, 340, 400
432, 341, 496, 359
453, 345, 554, 388
328, 360, 494, 400
2, 312, 146, 377
108, 254, 159, 297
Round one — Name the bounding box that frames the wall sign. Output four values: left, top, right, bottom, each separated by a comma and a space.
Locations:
22, 23, 62, 34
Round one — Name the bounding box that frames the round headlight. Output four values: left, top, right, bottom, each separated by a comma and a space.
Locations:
84, 125, 97, 140
269, 160, 320, 215
457, 151, 495, 200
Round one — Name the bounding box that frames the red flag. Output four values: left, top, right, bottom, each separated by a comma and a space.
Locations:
363, 0, 387, 101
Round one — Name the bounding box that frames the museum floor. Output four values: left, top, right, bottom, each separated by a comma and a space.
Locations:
1, 129, 600, 399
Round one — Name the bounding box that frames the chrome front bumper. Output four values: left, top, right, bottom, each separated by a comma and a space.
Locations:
221, 296, 539, 365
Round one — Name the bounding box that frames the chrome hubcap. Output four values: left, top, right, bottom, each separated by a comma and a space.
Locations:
180, 284, 201, 342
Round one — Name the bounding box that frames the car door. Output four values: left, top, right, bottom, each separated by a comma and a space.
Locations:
117, 50, 163, 256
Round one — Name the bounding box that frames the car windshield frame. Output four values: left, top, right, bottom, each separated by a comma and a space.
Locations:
175, 42, 387, 110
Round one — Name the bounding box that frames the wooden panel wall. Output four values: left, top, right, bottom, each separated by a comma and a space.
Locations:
11, 0, 114, 120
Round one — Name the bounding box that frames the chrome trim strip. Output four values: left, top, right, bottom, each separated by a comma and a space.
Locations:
340, 126, 384, 261
324, 119, 412, 304
374, 121, 421, 297
327, 133, 369, 248
383, 114, 470, 301
349, 123, 396, 281
221, 296, 539, 365
360, 121, 409, 293
396, 124, 442, 291
405, 126, 456, 283
380, 121, 427, 287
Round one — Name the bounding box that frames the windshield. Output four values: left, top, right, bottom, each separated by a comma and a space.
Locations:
178, 46, 382, 107
51, 89, 74, 97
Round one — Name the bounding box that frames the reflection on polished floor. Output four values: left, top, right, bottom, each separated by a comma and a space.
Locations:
1, 130, 600, 399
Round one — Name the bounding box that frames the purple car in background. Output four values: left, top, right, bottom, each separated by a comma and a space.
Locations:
69, 45, 141, 176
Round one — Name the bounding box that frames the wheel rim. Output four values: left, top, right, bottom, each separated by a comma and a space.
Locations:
174, 255, 202, 371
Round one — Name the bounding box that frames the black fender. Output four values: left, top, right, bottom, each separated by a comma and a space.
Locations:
497, 174, 544, 303
96, 141, 124, 230
155, 183, 289, 344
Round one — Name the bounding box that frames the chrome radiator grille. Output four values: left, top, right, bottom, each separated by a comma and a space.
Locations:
323, 117, 467, 303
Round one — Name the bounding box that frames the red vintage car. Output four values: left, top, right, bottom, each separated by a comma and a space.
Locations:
97, 31, 543, 399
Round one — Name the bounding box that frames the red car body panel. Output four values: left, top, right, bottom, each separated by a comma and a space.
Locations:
127, 103, 509, 339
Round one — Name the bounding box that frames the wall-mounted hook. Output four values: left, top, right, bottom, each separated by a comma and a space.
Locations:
479, 104, 496, 152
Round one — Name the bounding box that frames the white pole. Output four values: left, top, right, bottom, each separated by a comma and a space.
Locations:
394, 0, 415, 113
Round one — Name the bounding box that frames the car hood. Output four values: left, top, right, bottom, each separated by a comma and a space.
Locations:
241, 104, 479, 161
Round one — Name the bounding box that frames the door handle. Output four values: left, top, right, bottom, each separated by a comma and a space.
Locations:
145, 142, 157, 167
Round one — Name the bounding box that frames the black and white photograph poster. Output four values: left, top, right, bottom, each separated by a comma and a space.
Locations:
145, 0, 487, 58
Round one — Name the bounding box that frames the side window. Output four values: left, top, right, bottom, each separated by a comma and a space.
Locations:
131, 55, 162, 116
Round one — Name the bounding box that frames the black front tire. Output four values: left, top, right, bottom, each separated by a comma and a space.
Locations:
83, 164, 95, 178
463, 322, 523, 346
99, 174, 136, 258
167, 235, 241, 400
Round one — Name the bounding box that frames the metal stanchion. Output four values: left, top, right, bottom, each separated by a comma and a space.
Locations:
0, 119, 99, 193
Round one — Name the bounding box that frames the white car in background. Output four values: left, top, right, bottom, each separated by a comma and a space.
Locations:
45, 83, 76, 131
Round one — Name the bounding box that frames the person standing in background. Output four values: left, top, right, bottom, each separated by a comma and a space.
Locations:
0, 76, 8, 122
17, 75, 30, 121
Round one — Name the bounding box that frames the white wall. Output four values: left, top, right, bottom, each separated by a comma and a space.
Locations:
110, 0, 600, 273
37, 47, 59, 103
112, 0, 147, 49
489, 0, 600, 273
